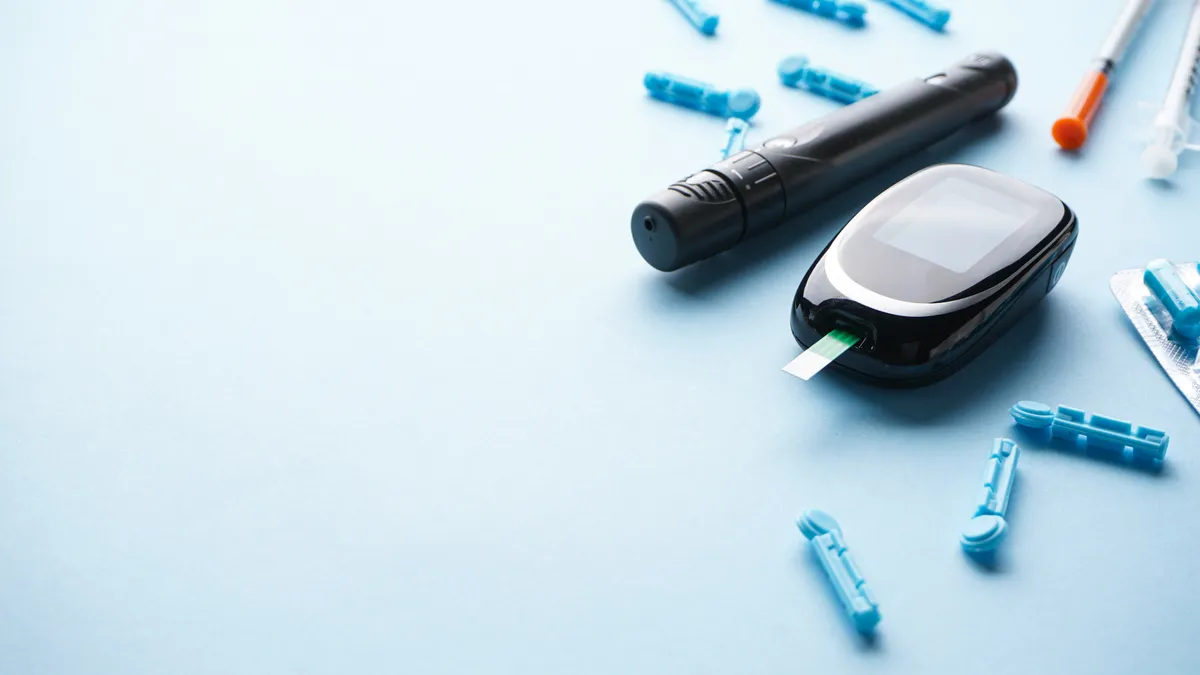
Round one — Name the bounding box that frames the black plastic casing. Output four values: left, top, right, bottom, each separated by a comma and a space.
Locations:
632, 52, 1019, 272
790, 165, 1079, 388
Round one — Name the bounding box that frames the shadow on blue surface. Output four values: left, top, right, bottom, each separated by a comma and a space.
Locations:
1144, 177, 1178, 193
1178, 148, 1199, 174
963, 547, 1005, 573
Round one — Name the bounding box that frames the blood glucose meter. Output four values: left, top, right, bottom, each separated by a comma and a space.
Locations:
790, 164, 1078, 387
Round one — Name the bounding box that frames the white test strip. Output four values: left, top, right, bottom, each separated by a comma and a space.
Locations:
783, 329, 861, 380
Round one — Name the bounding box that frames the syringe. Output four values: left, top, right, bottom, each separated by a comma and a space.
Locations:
1142, 0, 1200, 179
1053, 0, 1156, 151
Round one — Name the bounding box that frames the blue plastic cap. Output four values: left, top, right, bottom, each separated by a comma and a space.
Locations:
1144, 259, 1200, 339
961, 514, 1007, 553
667, 0, 720, 36
726, 89, 762, 120
643, 73, 759, 121
881, 0, 950, 31
777, 55, 810, 86
1011, 401, 1055, 429
841, 2, 867, 25
797, 509, 842, 540
776, 55, 877, 104
643, 71, 669, 92
852, 604, 881, 633
1013, 399, 1169, 464
726, 89, 761, 119
772, 0, 868, 27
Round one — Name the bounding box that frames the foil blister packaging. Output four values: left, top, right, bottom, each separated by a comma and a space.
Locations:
1110, 261, 1200, 416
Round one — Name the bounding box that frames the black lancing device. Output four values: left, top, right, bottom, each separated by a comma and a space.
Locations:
632, 52, 1019, 272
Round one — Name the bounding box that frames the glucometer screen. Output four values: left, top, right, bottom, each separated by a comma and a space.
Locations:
873, 178, 1038, 273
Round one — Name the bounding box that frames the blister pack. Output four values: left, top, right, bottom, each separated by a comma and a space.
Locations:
1110, 260, 1200, 416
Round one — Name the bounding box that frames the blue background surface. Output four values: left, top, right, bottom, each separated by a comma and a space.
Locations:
1, 1, 1199, 673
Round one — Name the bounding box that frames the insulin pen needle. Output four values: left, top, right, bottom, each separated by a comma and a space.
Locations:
1142, 0, 1200, 179
1052, 0, 1156, 151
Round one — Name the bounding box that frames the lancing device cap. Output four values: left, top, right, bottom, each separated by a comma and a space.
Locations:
632, 52, 1019, 272
634, 171, 745, 271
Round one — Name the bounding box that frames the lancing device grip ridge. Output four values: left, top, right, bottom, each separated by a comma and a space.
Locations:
631, 52, 1018, 271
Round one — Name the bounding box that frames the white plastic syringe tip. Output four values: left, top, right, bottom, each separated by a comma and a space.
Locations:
1142, 143, 1179, 180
